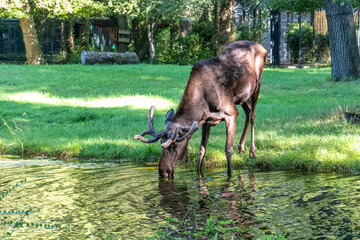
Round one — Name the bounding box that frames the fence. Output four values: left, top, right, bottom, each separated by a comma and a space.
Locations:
0, 19, 26, 62
0, 18, 118, 63
315, 9, 360, 34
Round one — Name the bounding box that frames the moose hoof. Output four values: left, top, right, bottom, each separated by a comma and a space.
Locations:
238, 145, 245, 154
249, 150, 256, 159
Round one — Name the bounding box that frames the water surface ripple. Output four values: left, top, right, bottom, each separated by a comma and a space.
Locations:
0, 159, 359, 239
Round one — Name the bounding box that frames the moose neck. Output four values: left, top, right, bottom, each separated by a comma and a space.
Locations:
172, 80, 205, 128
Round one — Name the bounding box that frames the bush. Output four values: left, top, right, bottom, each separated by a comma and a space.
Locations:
284, 22, 330, 64
284, 23, 313, 63
236, 22, 265, 43
156, 26, 213, 65
315, 33, 330, 63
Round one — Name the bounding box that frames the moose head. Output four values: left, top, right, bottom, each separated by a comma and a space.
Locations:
134, 106, 199, 177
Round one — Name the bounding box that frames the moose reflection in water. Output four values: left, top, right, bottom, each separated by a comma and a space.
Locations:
198, 172, 258, 227
158, 178, 190, 218
156, 170, 261, 238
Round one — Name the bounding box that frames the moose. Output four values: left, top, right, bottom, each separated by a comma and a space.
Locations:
134, 41, 267, 178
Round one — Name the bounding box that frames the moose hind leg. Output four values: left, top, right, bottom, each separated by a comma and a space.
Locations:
198, 124, 211, 178
238, 102, 251, 154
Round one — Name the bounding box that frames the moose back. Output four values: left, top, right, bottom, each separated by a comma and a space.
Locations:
134, 41, 267, 178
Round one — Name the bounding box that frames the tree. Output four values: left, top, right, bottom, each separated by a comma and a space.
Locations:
0, 0, 105, 64
109, 0, 185, 63
324, 0, 360, 81
212, 0, 236, 55
268, 0, 360, 81
236, 0, 267, 43
144, 0, 186, 64
1, 0, 45, 64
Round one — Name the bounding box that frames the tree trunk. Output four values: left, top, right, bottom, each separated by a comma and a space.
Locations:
212, 0, 219, 55
18, 2, 45, 65
60, 21, 66, 58
358, 9, 360, 48
311, 12, 315, 66
132, 18, 148, 62
64, 19, 74, 55
147, 20, 156, 64
257, 8, 262, 43
325, 0, 360, 81
270, 10, 281, 66
219, 0, 235, 47
298, 14, 302, 66
80, 18, 89, 50
211, 0, 235, 55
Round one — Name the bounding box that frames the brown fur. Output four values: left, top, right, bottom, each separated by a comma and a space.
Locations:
136, 41, 267, 178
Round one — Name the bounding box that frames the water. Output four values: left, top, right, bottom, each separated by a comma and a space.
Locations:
0, 159, 359, 239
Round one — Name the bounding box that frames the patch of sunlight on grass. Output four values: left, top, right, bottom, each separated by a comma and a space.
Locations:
139, 75, 171, 81
7, 92, 174, 109
316, 148, 347, 162
350, 140, 360, 154
83, 137, 128, 144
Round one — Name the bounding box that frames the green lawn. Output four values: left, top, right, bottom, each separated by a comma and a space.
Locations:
0, 64, 359, 172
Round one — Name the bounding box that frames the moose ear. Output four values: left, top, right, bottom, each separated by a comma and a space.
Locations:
165, 108, 175, 124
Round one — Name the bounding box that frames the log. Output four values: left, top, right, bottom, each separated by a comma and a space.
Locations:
81, 51, 139, 65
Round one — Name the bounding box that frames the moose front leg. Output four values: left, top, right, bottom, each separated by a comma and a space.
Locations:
225, 114, 237, 177
198, 124, 211, 179
249, 92, 259, 158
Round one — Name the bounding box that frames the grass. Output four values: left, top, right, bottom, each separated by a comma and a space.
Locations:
0, 64, 359, 172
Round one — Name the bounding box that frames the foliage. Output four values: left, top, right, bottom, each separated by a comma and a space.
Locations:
284, 23, 331, 64
122, 0, 237, 63
236, 23, 266, 43
189, 5, 216, 58
153, 212, 287, 239
284, 23, 313, 62
153, 215, 243, 239
234, 0, 270, 55
267, 0, 323, 13
0, 0, 105, 19
118, 0, 190, 63
0, 0, 107, 65
315, 32, 330, 63
156, 26, 213, 64
155, 0, 237, 64
191, 12, 213, 44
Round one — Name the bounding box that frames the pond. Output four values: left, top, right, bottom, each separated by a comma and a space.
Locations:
0, 159, 359, 239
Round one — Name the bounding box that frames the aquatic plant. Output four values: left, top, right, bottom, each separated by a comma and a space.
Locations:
0, 178, 71, 238
0, 179, 25, 201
